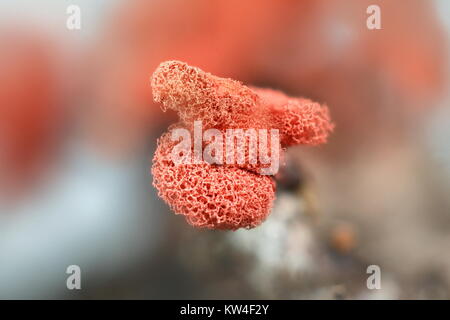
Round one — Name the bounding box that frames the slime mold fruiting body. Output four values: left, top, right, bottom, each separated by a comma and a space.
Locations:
151, 61, 333, 230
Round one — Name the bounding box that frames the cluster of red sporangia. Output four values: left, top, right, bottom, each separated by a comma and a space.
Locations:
150, 61, 333, 230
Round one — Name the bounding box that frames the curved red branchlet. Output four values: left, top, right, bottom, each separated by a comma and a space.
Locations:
151, 61, 333, 230
151, 60, 268, 131
254, 87, 334, 147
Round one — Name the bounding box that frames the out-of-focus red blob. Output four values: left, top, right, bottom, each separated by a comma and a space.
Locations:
151, 61, 333, 230
255, 0, 447, 105
0, 31, 62, 200
250, 0, 447, 157
363, 0, 447, 100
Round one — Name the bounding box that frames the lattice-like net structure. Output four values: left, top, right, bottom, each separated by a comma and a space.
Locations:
151, 61, 333, 230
